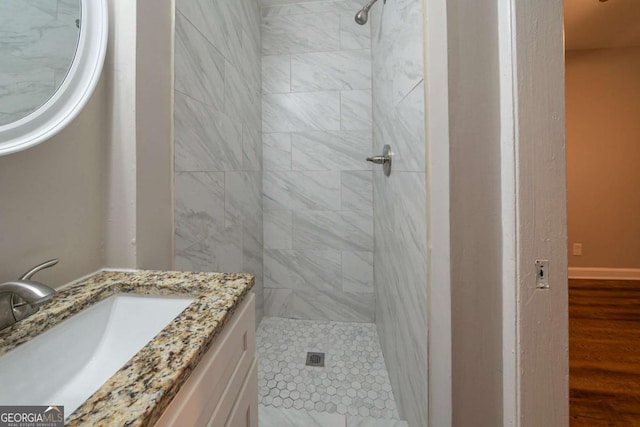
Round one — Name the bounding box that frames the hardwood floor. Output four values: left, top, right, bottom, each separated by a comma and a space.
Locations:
570, 279, 640, 426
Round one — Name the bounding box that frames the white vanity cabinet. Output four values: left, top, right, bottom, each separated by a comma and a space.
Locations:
156, 293, 257, 427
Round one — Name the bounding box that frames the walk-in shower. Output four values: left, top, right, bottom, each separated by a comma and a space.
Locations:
355, 0, 386, 24
175, 0, 428, 424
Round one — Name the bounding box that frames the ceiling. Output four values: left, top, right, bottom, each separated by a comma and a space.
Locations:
565, 0, 640, 50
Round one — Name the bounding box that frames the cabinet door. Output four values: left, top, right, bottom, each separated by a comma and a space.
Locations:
220, 360, 258, 427
155, 294, 255, 427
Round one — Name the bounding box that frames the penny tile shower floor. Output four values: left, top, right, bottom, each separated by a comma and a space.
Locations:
256, 317, 400, 420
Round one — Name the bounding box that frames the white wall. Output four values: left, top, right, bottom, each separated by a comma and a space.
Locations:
104, 0, 137, 268
104, 0, 174, 270
0, 78, 108, 287
104, 0, 175, 270
136, 0, 174, 269
424, 0, 452, 423
447, 0, 504, 425
566, 47, 640, 270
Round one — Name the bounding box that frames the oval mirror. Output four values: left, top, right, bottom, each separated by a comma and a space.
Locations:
0, 0, 108, 156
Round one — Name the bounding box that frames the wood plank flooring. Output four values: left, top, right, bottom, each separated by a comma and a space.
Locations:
570, 279, 640, 426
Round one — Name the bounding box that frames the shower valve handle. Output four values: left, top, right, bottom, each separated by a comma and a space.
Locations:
366, 144, 392, 177
366, 155, 388, 165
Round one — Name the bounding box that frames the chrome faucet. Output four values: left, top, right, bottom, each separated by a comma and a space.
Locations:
0, 259, 58, 331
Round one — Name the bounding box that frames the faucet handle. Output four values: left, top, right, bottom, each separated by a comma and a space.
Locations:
20, 259, 59, 281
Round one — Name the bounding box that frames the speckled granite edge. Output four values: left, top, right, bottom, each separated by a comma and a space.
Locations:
0, 270, 254, 427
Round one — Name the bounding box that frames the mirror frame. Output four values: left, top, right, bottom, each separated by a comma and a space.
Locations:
0, 0, 108, 156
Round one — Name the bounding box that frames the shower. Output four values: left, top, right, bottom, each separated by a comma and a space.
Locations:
354, 0, 386, 24
173, 0, 429, 423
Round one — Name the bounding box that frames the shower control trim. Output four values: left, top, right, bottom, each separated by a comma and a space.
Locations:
367, 144, 392, 176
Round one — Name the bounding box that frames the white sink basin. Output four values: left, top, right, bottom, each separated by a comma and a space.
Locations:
0, 294, 193, 416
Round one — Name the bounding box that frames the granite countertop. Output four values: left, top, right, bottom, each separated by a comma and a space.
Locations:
0, 270, 254, 427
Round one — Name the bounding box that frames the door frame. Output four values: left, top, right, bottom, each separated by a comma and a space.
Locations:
425, 0, 569, 425
500, 0, 569, 425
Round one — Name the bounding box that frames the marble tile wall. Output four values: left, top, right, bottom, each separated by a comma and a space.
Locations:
0, 0, 80, 125
261, 0, 375, 323
370, 0, 429, 426
174, 0, 264, 322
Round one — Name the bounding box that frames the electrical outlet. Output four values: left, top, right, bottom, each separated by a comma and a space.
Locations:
536, 260, 549, 289
573, 243, 582, 256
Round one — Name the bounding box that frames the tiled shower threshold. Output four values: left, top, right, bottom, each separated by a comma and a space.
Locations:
259, 406, 408, 426
256, 317, 407, 426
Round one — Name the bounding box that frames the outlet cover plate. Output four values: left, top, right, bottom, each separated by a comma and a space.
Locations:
573, 243, 582, 256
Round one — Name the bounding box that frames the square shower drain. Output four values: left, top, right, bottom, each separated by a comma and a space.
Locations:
306, 352, 325, 367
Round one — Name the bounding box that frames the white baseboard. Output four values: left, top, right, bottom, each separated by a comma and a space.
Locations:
568, 267, 640, 281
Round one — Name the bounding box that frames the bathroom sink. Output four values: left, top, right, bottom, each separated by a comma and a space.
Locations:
0, 294, 193, 416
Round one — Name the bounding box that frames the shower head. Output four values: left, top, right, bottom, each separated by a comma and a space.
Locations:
354, 0, 384, 25
355, 8, 368, 25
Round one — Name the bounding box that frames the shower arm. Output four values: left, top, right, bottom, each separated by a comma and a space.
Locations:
362, 0, 385, 12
